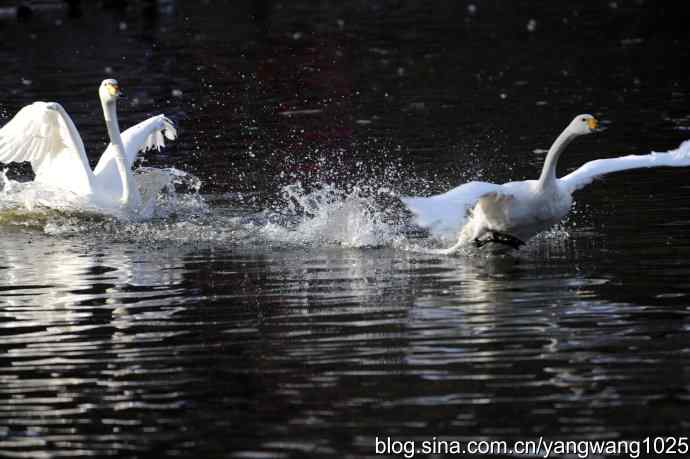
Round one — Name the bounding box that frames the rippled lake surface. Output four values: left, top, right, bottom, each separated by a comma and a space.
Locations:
1, 1, 690, 457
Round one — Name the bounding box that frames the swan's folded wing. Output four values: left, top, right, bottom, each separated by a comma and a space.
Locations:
0, 102, 93, 193
560, 140, 690, 192
120, 115, 177, 168
401, 181, 501, 240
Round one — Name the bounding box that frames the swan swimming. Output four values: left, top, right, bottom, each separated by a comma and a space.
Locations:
402, 114, 690, 254
0, 79, 177, 216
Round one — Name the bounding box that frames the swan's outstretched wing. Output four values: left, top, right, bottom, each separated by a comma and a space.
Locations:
121, 115, 177, 167
0, 102, 93, 194
560, 140, 690, 193
401, 181, 502, 240
93, 115, 177, 178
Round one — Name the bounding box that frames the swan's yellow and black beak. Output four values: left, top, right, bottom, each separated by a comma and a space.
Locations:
107, 83, 124, 98
587, 117, 598, 130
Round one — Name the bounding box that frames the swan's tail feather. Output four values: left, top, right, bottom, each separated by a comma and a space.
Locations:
401, 181, 503, 241
401, 195, 466, 241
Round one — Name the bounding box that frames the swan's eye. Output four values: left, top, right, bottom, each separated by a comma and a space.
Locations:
581, 117, 586, 122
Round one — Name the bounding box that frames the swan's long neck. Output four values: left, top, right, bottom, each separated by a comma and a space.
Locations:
537, 127, 576, 190
101, 99, 135, 206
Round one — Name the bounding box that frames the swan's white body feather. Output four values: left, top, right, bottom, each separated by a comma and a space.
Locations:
402, 177, 572, 244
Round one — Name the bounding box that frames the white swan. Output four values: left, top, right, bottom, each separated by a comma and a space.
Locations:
402, 114, 690, 254
0, 79, 177, 215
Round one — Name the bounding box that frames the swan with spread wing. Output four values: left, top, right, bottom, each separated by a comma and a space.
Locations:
402, 114, 690, 254
0, 79, 176, 215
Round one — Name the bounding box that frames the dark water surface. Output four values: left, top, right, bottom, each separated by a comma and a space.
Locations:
1, 1, 690, 457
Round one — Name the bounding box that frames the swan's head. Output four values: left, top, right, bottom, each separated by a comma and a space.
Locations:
99, 79, 123, 104
569, 114, 598, 135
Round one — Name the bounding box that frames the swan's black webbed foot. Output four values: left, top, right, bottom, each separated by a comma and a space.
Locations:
474, 231, 525, 250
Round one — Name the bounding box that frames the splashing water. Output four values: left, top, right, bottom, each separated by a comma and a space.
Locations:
1, 155, 577, 254
133, 167, 207, 219
255, 182, 407, 248
1, 168, 573, 254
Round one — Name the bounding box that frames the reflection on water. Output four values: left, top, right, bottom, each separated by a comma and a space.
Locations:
2, 225, 690, 456
1, 0, 690, 457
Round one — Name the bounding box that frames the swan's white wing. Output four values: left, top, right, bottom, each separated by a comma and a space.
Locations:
121, 114, 177, 167
93, 115, 177, 178
401, 181, 502, 240
0, 102, 93, 194
560, 140, 690, 193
